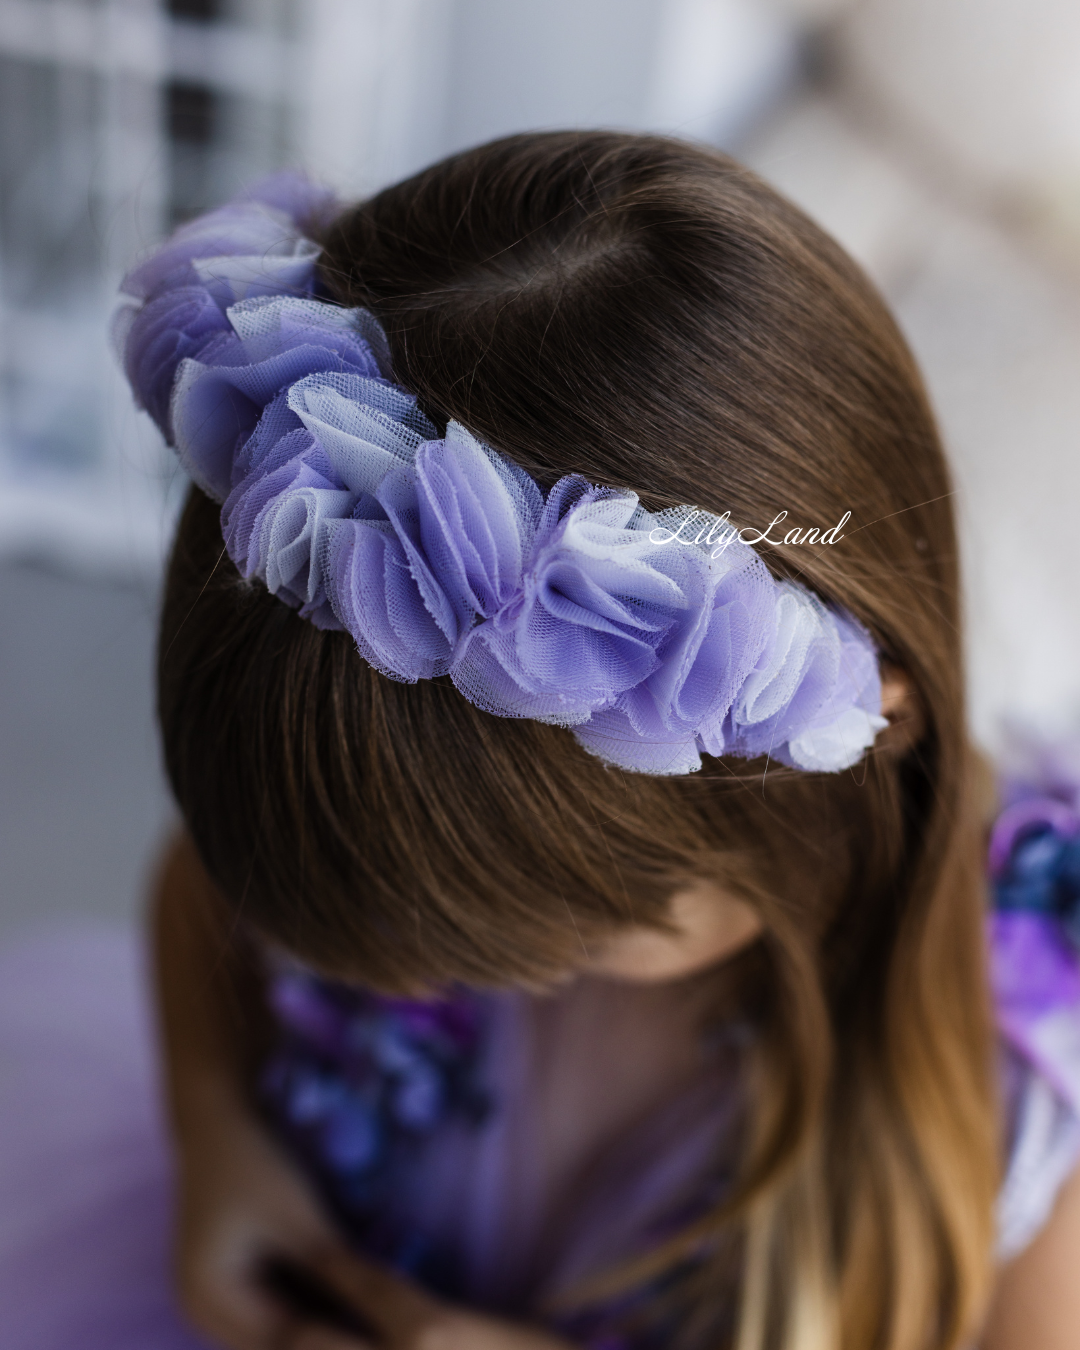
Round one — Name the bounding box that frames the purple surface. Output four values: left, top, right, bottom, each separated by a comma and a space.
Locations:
0, 925, 208, 1350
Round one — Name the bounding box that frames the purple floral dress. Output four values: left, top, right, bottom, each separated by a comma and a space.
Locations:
1, 753, 1080, 1350
255, 754, 1080, 1346
259, 971, 740, 1349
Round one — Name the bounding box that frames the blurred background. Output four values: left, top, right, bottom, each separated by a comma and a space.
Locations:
1, 0, 1078, 937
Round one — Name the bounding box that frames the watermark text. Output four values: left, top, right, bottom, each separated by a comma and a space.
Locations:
649, 510, 850, 559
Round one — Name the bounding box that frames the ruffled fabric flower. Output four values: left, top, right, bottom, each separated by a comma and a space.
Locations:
121, 170, 336, 305
172, 295, 389, 501
114, 171, 342, 445
451, 475, 684, 725
117, 180, 887, 777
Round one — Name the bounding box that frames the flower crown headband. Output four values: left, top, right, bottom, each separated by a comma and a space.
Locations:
117, 172, 886, 776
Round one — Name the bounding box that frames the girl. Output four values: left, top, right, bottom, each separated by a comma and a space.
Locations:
111, 132, 1080, 1350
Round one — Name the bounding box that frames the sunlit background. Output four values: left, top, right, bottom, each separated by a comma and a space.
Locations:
1, 0, 1078, 935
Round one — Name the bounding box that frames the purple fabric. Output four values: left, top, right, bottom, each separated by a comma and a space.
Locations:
989, 798, 1080, 875
261, 966, 738, 1348
6, 751, 1080, 1345
991, 913, 1080, 1018
0, 927, 729, 1349
0, 926, 209, 1350
117, 179, 886, 776
988, 778, 1080, 1113
174, 303, 386, 503
120, 171, 336, 305
115, 172, 336, 446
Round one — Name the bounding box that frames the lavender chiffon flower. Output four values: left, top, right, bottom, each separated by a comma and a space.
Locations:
783, 610, 886, 772
122, 171, 335, 303
223, 366, 437, 630
287, 369, 435, 493
118, 180, 887, 776
688, 584, 880, 771
172, 297, 385, 500
453, 477, 683, 725
574, 521, 776, 772
413, 424, 544, 639
363, 435, 523, 659
324, 517, 457, 682
573, 520, 883, 774
234, 443, 352, 623
116, 172, 338, 442
116, 286, 232, 438
321, 424, 691, 724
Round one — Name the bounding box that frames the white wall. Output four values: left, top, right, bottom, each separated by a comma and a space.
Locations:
442, 0, 663, 151
742, 0, 1080, 744
298, 0, 799, 196
839, 0, 1080, 247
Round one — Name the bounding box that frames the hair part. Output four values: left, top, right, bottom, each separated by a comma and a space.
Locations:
159, 131, 998, 1350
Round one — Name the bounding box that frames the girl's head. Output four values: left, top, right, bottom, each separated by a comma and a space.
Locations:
156, 133, 995, 1350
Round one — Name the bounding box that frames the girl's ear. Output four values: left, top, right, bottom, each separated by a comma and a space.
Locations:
878, 661, 925, 754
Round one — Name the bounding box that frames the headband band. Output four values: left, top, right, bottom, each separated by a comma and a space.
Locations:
117, 172, 886, 776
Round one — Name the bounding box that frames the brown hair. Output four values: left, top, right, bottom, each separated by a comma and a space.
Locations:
159, 132, 997, 1350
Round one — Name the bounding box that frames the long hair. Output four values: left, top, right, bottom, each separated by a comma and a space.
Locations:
158, 132, 998, 1350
